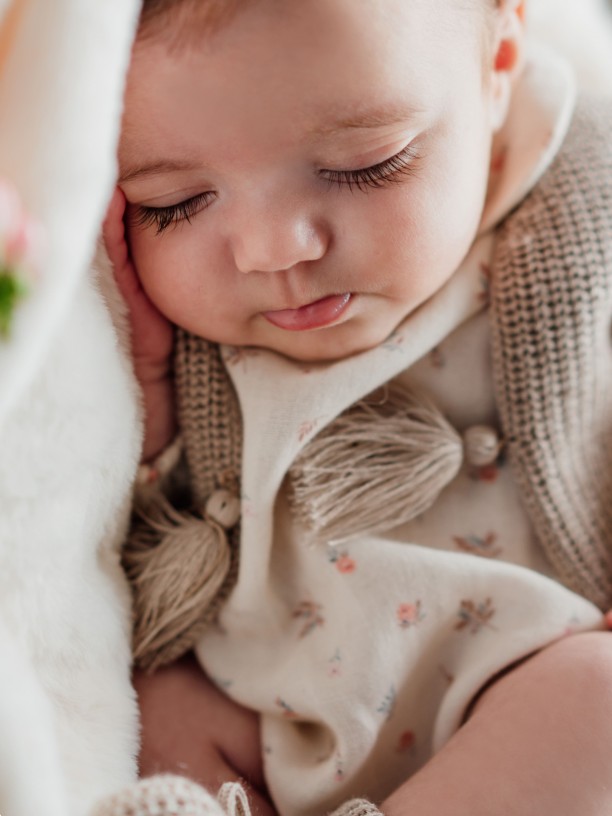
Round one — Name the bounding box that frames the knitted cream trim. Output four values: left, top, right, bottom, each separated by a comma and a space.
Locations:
90, 776, 382, 816
328, 799, 383, 816
91, 776, 252, 816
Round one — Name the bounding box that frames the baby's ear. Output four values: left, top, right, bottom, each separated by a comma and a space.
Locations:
487, 0, 526, 132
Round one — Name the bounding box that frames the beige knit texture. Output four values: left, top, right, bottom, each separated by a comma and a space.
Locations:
124, 337, 243, 670
175, 334, 243, 508
490, 96, 612, 609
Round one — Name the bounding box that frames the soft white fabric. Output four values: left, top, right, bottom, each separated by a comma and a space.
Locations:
194, 53, 604, 816
0, 3, 141, 816
528, 0, 612, 95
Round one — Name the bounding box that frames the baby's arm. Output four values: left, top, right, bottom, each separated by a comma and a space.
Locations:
379, 631, 612, 816
133, 652, 274, 816
135, 632, 612, 816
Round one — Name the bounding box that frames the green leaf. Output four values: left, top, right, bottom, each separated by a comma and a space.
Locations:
0, 267, 28, 339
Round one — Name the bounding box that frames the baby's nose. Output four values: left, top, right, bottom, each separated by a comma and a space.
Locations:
232, 209, 328, 274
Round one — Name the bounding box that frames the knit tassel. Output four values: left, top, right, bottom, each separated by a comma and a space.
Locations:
289, 385, 464, 543
123, 493, 237, 672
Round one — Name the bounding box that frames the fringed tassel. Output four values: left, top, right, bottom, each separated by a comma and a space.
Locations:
123, 490, 240, 672
289, 384, 464, 542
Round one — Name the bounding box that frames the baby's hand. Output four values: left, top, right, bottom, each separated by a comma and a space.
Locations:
133, 653, 275, 816
103, 188, 176, 462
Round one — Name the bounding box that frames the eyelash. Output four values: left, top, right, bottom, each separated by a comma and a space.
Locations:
134, 191, 215, 235
135, 143, 421, 235
320, 143, 421, 192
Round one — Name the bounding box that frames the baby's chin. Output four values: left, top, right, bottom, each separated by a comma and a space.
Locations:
181, 308, 409, 364
246, 318, 401, 364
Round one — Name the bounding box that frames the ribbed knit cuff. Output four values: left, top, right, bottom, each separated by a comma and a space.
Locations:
329, 798, 383, 816
90, 775, 249, 816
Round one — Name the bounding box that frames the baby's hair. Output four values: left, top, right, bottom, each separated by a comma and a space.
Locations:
138, 0, 245, 42
139, 0, 500, 43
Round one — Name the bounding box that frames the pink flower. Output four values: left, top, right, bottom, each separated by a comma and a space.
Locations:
336, 554, 356, 574
0, 179, 44, 278
396, 601, 424, 628
397, 730, 416, 753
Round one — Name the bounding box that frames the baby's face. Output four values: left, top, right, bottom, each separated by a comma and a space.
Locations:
119, 0, 502, 362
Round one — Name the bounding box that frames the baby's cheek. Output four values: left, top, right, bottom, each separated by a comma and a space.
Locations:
127, 238, 185, 318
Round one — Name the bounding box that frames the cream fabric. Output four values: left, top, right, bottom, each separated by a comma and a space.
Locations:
194, 50, 604, 816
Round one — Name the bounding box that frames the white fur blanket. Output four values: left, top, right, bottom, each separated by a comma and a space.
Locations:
0, 2, 610, 815
0, 2, 141, 815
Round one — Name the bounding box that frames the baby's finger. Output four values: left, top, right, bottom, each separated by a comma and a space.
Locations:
102, 187, 129, 268
102, 188, 148, 311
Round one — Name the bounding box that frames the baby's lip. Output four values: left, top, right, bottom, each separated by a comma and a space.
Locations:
262, 293, 353, 331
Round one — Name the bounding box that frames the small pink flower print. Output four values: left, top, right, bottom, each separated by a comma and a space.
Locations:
328, 648, 342, 678
455, 598, 497, 634
396, 730, 416, 754
397, 600, 426, 629
336, 554, 356, 574
293, 601, 325, 638
241, 499, 257, 519
328, 547, 357, 574
453, 532, 502, 559
275, 697, 298, 719
469, 445, 504, 483
382, 330, 405, 352
298, 418, 321, 443
469, 463, 500, 483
